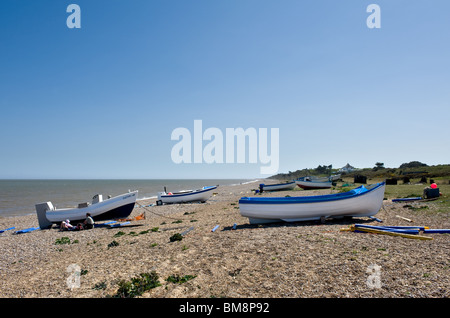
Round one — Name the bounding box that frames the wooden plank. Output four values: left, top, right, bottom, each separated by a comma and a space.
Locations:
349, 225, 432, 240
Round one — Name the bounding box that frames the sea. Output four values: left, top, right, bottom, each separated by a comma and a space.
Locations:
0, 179, 259, 218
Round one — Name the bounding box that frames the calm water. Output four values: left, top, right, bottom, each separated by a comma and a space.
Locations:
0, 179, 256, 218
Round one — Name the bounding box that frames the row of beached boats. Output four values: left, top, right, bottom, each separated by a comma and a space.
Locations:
258, 174, 341, 192
34, 175, 386, 229
34, 185, 219, 229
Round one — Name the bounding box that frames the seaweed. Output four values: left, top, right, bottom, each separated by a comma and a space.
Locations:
107, 240, 120, 248
170, 233, 183, 242
54, 237, 71, 245
113, 271, 161, 298
166, 274, 197, 284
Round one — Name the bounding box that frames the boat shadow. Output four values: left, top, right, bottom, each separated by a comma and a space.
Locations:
221, 217, 377, 232
105, 224, 145, 230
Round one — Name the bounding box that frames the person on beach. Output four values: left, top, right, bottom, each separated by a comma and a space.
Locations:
83, 213, 94, 229
60, 219, 74, 231
75, 223, 84, 231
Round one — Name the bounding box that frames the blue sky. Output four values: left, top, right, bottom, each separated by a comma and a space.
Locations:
0, 0, 449, 179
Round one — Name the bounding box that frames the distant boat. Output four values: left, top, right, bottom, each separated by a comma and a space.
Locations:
35, 191, 138, 229
239, 182, 386, 224
329, 174, 341, 181
298, 176, 329, 182
295, 179, 332, 189
297, 174, 341, 183
157, 185, 218, 205
259, 181, 296, 192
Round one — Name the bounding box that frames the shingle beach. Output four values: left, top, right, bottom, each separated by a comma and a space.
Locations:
0, 181, 448, 298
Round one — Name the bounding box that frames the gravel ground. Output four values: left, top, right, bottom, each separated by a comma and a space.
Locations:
0, 182, 448, 298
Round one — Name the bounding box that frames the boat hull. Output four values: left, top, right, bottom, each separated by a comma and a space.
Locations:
261, 182, 296, 191
239, 182, 386, 224
44, 191, 138, 224
158, 186, 218, 204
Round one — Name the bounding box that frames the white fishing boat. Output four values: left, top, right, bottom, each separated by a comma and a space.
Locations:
239, 182, 386, 224
301, 176, 329, 182
35, 191, 138, 229
157, 185, 218, 205
259, 181, 296, 191
295, 179, 332, 189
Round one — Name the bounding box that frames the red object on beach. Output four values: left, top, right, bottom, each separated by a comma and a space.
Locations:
430, 183, 437, 189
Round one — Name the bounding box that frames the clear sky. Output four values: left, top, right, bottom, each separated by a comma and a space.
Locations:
1, 0, 449, 179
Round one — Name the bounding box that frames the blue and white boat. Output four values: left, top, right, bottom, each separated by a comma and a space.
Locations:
35, 191, 138, 229
259, 181, 296, 191
239, 182, 386, 224
157, 185, 218, 205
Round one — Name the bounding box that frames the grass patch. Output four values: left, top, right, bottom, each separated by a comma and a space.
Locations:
107, 240, 120, 248
381, 183, 450, 214
115, 229, 154, 237
113, 271, 161, 298
169, 233, 183, 242
403, 204, 429, 211
93, 281, 107, 290
54, 237, 71, 245
166, 274, 197, 284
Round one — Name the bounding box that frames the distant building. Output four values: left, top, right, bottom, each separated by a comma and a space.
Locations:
339, 163, 356, 173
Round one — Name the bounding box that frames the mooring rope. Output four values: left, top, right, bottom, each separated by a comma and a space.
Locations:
136, 202, 192, 221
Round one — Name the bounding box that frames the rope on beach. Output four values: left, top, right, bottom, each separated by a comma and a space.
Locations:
136, 203, 192, 221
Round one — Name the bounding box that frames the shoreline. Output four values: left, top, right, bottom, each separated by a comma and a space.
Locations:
0, 181, 448, 298
0, 179, 262, 219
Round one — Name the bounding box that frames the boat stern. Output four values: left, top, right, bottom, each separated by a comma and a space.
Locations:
35, 202, 54, 229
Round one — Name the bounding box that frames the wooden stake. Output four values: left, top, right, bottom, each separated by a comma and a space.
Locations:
396, 215, 413, 222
